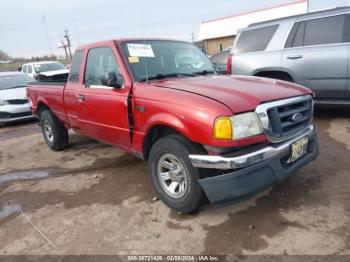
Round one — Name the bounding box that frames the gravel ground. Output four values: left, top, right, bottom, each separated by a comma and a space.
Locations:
0, 106, 349, 256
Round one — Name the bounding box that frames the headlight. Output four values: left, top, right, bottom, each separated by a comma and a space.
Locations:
213, 112, 263, 140
0, 99, 9, 106
231, 112, 263, 139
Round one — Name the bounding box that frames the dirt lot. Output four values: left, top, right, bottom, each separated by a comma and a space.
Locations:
0, 106, 349, 256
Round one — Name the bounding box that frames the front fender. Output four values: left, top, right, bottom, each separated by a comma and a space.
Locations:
144, 113, 192, 141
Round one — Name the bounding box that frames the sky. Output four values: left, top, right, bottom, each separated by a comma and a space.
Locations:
1, 0, 349, 57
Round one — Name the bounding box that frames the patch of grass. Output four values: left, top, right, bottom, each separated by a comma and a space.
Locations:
0, 63, 23, 72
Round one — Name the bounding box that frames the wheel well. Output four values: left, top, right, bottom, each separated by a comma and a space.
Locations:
143, 125, 180, 160
143, 125, 204, 160
37, 102, 50, 118
254, 71, 293, 82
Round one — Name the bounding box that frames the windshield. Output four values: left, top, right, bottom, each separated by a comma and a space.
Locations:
121, 40, 215, 81
33, 62, 66, 73
0, 74, 34, 90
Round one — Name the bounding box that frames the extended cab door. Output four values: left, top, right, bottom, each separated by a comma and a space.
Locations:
282, 14, 349, 99
76, 45, 131, 150
64, 50, 84, 128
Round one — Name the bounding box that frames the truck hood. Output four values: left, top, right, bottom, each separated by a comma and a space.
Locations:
38, 69, 69, 77
152, 75, 311, 113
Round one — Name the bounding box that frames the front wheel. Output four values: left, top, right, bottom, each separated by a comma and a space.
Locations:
148, 135, 206, 213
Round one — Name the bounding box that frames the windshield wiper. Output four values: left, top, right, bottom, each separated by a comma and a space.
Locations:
139, 73, 195, 82
192, 70, 216, 76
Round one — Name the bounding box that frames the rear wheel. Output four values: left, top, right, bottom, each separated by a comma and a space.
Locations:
148, 135, 206, 213
40, 110, 69, 151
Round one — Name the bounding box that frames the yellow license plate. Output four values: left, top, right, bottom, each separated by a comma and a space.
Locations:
290, 137, 308, 163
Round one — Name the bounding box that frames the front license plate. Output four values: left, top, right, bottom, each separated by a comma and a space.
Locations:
290, 137, 308, 163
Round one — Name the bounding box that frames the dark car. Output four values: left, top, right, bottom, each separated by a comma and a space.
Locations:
210, 49, 230, 74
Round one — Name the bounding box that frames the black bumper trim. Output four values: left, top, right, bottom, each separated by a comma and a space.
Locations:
198, 130, 319, 207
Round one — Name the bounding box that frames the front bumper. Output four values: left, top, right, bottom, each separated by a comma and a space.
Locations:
0, 104, 35, 124
191, 126, 319, 206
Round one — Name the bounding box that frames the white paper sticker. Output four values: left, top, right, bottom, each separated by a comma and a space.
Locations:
127, 43, 155, 57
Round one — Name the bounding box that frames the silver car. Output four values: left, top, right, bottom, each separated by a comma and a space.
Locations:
0, 72, 36, 124
229, 7, 350, 104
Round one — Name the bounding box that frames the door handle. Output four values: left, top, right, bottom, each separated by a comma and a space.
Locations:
287, 55, 303, 60
77, 94, 85, 102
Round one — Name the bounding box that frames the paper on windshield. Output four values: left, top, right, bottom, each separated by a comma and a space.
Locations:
127, 43, 155, 57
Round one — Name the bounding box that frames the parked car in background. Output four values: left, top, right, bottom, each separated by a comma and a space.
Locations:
21, 61, 69, 81
27, 39, 318, 213
229, 7, 350, 104
0, 72, 35, 125
210, 48, 231, 74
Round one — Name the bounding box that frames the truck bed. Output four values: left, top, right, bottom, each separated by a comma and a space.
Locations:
26, 81, 68, 124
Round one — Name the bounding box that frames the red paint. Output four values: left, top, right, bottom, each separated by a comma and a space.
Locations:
27, 39, 312, 157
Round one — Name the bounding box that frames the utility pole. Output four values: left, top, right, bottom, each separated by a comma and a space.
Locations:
61, 40, 68, 59
64, 29, 73, 61
191, 33, 195, 43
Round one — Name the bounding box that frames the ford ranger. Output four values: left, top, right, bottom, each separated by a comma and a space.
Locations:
26, 39, 319, 213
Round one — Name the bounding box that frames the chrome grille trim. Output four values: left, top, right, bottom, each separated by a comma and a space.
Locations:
256, 95, 313, 143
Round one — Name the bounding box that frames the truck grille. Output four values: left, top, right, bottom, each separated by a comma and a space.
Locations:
0, 111, 32, 119
7, 99, 28, 105
256, 95, 313, 142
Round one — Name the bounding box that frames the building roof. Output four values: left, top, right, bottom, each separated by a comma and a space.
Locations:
197, 0, 308, 41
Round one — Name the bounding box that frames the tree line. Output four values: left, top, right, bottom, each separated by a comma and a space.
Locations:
0, 49, 59, 62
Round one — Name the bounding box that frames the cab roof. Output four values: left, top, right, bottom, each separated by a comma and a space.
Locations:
75, 38, 191, 52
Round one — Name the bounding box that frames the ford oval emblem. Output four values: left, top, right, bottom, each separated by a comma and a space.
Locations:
292, 112, 303, 122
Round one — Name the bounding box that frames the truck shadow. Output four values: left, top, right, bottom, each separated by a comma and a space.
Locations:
314, 104, 350, 119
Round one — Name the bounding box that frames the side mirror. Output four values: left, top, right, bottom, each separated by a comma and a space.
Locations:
100, 71, 124, 89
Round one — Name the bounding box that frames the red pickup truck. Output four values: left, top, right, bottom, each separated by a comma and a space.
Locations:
27, 39, 319, 213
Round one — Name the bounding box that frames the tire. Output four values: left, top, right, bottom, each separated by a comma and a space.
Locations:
40, 110, 69, 151
148, 135, 207, 213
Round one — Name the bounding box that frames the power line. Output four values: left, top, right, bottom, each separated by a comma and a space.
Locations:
42, 14, 52, 54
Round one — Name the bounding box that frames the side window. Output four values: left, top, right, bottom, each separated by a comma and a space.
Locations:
234, 25, 279, 53
304, 15, 345, 46
84, 47, 121, 87
293, 22, 306, 47
285, 22, 300, 48
27, 66, 33, 74
22, 65, 27, 73
69, 51, 83, 83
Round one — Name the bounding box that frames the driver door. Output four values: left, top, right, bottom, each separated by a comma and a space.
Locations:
77, 45, 131, 150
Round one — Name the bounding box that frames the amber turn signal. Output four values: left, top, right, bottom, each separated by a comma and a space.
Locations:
213, 117, 232, 139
